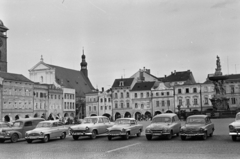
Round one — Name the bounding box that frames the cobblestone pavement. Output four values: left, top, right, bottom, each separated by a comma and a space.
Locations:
0, 118, 239, 159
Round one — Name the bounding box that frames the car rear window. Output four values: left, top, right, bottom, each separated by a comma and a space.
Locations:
152, 117, 171, 123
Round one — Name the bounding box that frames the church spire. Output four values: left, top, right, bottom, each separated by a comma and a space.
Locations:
80, 47, 88, 77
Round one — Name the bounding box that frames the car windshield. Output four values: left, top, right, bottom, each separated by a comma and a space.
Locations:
83, 118, 98, 124
36, 122, 52, 128
152, 117, 171, 123
187, 117, 205, 124
236, 114, 240, 121
115, 119, 130, 125
12, 121, 23, 127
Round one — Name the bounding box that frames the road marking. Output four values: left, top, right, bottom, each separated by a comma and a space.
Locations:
106, 143, 141, 153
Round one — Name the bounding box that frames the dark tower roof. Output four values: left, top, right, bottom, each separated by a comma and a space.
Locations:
80, 48, 87, 68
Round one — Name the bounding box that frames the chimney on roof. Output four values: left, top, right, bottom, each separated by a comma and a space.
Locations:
188, 70, 190, 72
140, 70, 145, 81
174, 70, 176, 75
171, 72, 173, 75
102, 87, 104, 92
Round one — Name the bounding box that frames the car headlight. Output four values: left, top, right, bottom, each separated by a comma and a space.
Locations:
40, 132, 44, 136
25, 133, 28, 137
199, 128, 206, 132
86, 127, 89, 130
145, 129, 151, 133
122, 129, 126, 132
229, 125, 235, 132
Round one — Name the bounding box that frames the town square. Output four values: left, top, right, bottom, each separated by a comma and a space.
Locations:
0, 0, 240, 159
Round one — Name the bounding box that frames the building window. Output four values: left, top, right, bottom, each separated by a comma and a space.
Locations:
135, 93, 137, 98
104, 98, 107, 102
162, 101, 165, 107
231, 98, 236, 104
121, 103, 124, 108
105, 106, 107, 110
64, 102, 66, 109
146, 92, 149, 97
141, 93, 143, 98
135, 103, 138, 108
194, 98, 198, 105
178, 89, 182, 94
100, 106, 103, 110
156, 93, 159, 96
167, 92, 169, 96
109, 106, 111, 110
186, 88, 189, 93
115, 93, 118, 98
179, 99, 182, 106
115, 103, 118, 108
108, 98, 111, 102
156, 101, 160, 107
89, 106, 91, 111
167, 100, 170, 106
186, 98, 190, 106
193, 88, 197, 93
231, 86, 235, 94
100, 98, 103, 103
41, 76, 43, 83
141, 104, 144, 109
94, 106, 96, 111
161, 92, 164, 96
204, 97, 209, 105
126, 92, 129, 98
121, 92, 123, 98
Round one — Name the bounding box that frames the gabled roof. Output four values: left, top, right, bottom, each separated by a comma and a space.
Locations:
0, 72, 33, 83
131, 81, 155, 91
45, 63, 95, 97
161, 70, 194, 83
112, 78, 134, 88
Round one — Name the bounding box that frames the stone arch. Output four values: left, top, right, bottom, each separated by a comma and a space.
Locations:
15, 115, 20, 120
90, 114, 97, 116
115, 112, 121, 120
41, 113, 46, 119
34, 113, 39, 118
103, 113, 111, 118
165, 110, 173, 113
4, 115, 10, 122
124, 112, 131, 118
70, 113, 74, 118
154, 111, 162, 116
48, 113, 54, 120
145, 111, 152, 118
135, 112, 141, 120
25, 115, 29, 118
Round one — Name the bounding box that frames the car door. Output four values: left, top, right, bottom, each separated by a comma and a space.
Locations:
51, 122, 59, 138
130, 120, 137, 135
206, 117, 212, 134
97, 118, 105, 134
103, 118, 112, 132
23, 121, 34, 138
174, 116, 181, 133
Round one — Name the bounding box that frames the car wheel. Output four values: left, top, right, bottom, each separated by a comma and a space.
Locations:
137, 130, 141, 137
72, 135, 79, 140
146, 135, 152, 140
0, 139, 5, 143
108, 136, 112, 141
202, 132, 207, 140
60, 132, 66, 139
124, 132, 130, 140
167, 131, 173, 140
232, 135, 237, 141
11, 133, 19, 143
90, 130, 97, 139
42, 135, 49, 143
181, 136, 186, 140
26, 139, 33, 143
209, 129, 214, 137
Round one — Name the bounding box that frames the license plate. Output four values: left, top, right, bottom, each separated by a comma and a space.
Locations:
73, 133, 83, 135
153, 133, 162, 135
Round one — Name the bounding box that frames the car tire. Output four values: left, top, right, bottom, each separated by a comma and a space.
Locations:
60, 132, 66, 139
181, 136, 186, 140
27, 139, 33, 143
0, 139, 5, 143
124, 132, 130, 140
90, 130, 97, 139
167, 131, 173, 140
137, 130, 141, 137
232, 135, 237, 141
42, 135, 49, 143
73, 135, 79, 140
108, 136, 112, 141
202, 132, 207, 140
11, 133, 19, 143
146, 135, 152, 140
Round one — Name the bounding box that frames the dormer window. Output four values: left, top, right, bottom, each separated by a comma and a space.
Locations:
119, 81, 124, 86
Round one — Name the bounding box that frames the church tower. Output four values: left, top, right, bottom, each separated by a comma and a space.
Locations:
80, 48, 88, 77
0, 20, 8, 72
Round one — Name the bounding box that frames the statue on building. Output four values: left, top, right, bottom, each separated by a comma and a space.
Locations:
215, 56, 222, 76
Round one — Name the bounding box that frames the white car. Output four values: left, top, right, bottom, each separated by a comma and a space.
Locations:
229, 112, 240, 141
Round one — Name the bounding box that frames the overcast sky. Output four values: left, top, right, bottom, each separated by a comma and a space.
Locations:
0, 0, 240, 89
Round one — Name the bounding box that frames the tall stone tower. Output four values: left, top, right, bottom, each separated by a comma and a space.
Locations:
0, 20, 8, 72
80, 48, 88, 77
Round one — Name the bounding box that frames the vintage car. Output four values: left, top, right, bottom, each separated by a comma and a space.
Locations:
0, 122, 12, 129
229, 112, 240, 141
180, 115, 214, 140
145, 113, 181, 140
0, 118, 44, 143
69, 116, 113, 140
25, 120, 68, 143
106, 118, 143, 140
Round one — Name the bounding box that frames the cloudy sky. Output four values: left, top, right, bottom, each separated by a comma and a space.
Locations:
0, 0, 240, 89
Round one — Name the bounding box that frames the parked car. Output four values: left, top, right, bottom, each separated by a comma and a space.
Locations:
229, 112, 240, 141
25, 120, 68, 143
0, 122, 12, 129
69, 116, 113, 140
0, 118, 45, 143
180, 115, 214, 140
106, 118, 143, 140
145, 113, 181, 140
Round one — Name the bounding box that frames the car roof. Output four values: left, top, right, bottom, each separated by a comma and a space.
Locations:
187, 115, 208, 118
85, 116, 108, 118
116, 118, 135, 120
154, 113, 177, 118
15, 118, 45, 122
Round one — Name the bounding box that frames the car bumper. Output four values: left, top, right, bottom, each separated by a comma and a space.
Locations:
0, 135, 10, 139
145, 132, 171, 136
108, 132, 128, 136
25, 136, 44, 140
180, 133, 205, 136
229, 132, 240, 136
70, 132, 92, 136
